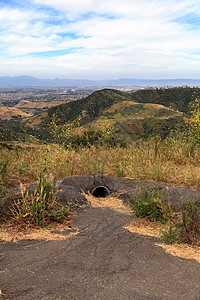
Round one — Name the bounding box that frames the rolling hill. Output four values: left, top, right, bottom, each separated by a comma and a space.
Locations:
14, 100, 66, 115
23, 88, 187, 142
1, 87, 195, 142
0, 106, 32, 120
129, 86, 200, 113
25, 89, 133, 127
15, 100, 65, 110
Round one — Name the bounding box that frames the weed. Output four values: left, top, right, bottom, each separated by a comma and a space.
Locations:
0, 182, 7, 224
49, 113, 82, 145
0, 153, 9, 182
9, 174, 70, 227
181, 199, 200, 245
189, 95, 200, 145
128, 186, 200, 246
160, 200, 200, 246
160, 219, 182, 245
128, 187, 172, 223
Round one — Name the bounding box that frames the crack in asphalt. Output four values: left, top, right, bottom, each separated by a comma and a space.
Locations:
1, 206, 200, 300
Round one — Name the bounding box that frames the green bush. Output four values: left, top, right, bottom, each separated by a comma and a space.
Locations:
128, 187, 172, 222
70, 129, 126, 149
129, 187, 200, 246
160, 220, 182, 245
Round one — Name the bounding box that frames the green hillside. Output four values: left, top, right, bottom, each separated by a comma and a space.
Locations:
129, 87, 200, 113
26, 89, 133, 127
84, 101, 185, 142
26, 87, 190, 128
0, 87, 193, 142
24, 89, 186, 142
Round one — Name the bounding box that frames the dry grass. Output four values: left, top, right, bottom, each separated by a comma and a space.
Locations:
82, 192, 131, 212
125, 218, 200, 263
156, 243, 200, 263
107, 101, 138, 112
15, 100, 64, 109
1, 141, 200, 189
0, 218, 79, 242
0, 106, 31, 120
125, 219, 161, 238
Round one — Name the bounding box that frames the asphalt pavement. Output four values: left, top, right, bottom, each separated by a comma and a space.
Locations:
1, 206, 200, 300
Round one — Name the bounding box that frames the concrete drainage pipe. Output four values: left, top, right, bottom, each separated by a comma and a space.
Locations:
92, 186, 110, 198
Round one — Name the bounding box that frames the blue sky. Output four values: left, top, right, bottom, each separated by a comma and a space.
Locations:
0, 0, 200, 79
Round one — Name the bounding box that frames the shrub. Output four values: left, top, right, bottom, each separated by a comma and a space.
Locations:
160, 200, 200, 246
70, 128, 126, 149
128, 187, 172, 222
129, 187, 200, 246
160, 219, 182, 245
189, 95, 200, 144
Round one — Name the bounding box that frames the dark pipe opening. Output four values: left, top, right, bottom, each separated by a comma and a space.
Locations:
92, 186, 110, 198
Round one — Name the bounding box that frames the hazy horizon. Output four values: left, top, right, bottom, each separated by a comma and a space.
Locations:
2, 75, 200, 81
1, 1, 200, 80
2, 75, 200, 80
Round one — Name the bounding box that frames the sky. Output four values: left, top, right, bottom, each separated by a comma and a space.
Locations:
0, 0, 200, 79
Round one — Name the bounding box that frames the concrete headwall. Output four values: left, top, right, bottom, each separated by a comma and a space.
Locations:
58, 174, 200, 212
5, 174, 200, 212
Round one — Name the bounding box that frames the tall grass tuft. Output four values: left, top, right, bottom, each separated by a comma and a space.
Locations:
9, 174, 70, 227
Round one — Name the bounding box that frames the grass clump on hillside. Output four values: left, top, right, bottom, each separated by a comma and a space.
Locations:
0, 176, 7, 222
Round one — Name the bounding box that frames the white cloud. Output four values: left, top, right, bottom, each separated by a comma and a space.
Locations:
0, 0, 200, 78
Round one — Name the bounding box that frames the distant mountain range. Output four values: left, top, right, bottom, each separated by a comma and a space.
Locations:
0, 75, 200, 88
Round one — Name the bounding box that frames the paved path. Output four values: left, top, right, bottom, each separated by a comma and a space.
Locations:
1, 206, 200, 300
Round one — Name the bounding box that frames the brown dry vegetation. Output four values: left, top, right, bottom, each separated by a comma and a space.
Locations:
15, 100, 64, 109
126, 220, 200, 263
1, 141, 200, 189
0, 107, 32, 120
0, 218, 79, 242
